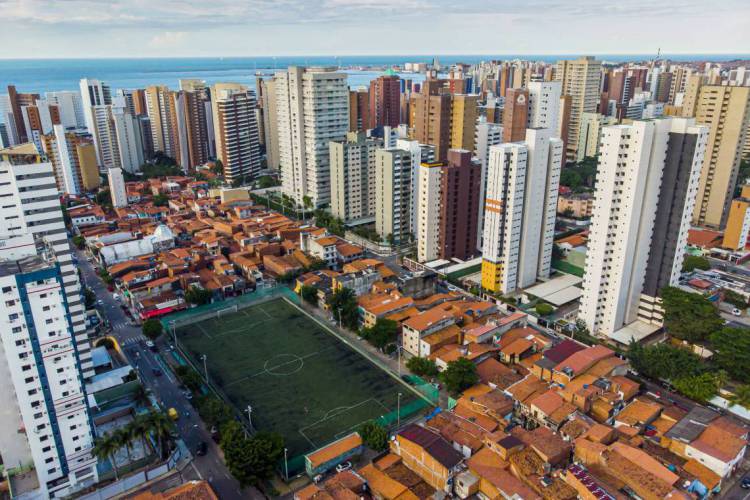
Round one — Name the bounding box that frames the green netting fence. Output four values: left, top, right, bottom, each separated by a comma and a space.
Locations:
552, 259, 585, 277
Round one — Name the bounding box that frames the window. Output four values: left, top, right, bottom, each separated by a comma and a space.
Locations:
5, 300, 14, 306
2, 286, 11, 293
43, 305, 50, 311
12, 326, 21, 333
28, 389, 37, 395
47, 468, 55, 474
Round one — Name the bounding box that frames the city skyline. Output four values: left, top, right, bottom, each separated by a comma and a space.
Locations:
1, 0, 749, 59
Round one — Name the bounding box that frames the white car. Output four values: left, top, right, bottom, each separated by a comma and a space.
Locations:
336, 461, 352, 473
113, 293, 120, 301
145, 340, 155, 349
732, 308, 743, 316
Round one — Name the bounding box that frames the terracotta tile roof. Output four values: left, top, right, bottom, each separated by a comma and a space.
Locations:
687, 228, 723, 248
690, 422, 746, 463
402, 304, 457, 332
305, 433, 362, 469
615, 399, 662, 427
554, 345, 614, 377
542, 339, 587, 364
358, 464, 416, 500
683, 459, 721, 490
500, 337, 534, 357
529, 389, 567, 417
134, 480, 218, 499
475, 357, 525, 390
506, 375, 548, 406
610, 442, 679, 485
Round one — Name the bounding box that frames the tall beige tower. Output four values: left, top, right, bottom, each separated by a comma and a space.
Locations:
693, 85, 750, 228
555, 56, 602, 160
680, 74, 707, 118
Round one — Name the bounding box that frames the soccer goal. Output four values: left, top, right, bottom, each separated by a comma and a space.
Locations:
216, 304, 239, 320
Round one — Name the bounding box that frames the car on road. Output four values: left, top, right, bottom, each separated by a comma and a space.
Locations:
96, 299, 103, 305
152, 368, 163, 377
742, 475, 750, 489
183, 391, 193, 400
168, 407, 179, 420
732, 308, 743, 316
195, 441, 208, 456
336, 461, 352, 473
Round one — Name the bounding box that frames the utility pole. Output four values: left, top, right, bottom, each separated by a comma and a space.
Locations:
201, 354, 208, 384
397, 392, 402, 428
246, 405, 253, 429
284, 448, 288, 481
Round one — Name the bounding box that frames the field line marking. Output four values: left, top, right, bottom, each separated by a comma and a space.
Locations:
298, 428, 316, 449
298, 398, 378, 433
222, 346, 338, 387
196, 322, 212, 339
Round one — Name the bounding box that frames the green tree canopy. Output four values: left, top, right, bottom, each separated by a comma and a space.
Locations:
709, 327, 750, 383
729, 384, 750, 409
672, 373, 722, 404
360, 319, 398, 350
300, 285, 319, 306
627, 341, 704, 381
660, 286, 723, 342
174, 365, 204, 391
535, 303, 554, 316
439, 357, 479, 395
327, 287, 360, 330
257, 175, 279, 189
185, 287, 213, 305
196, 395, 235, 429
406, 357, 439, 378
142, 319, 163, 340
358, 421, 389, 451
682, 255, 710, 272
152, 194, 169, 207
220, 422, 284, 487
722, 289, 748, 309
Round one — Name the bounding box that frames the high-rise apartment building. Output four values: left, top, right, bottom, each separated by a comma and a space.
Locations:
41, 125, 99, 195
259, 79, 280, 170
692, 85, 750, 228
111, 97, 145, 173
0, 144, 98, 498
349, 88, 370, 133
417, 150, 480, 262
6, 85, 40, 145
527, 81, 562, 131
481, 129, 563, 293
330, 132, 381, 224
45, 91, 85, 129
576, 112, 617, 161
90, 105, 119, 170
502, 89, 529, 143
680, 74, 706, 118
450, 94, 478, 153
108, 166, 128, 208
144, 85, 180, 162
375, 148, 415, 245
555, 56, 602, 159
79, 79, 111, 164
175, 79, 211, 170
368, 72, 401, 129
722, 183, 750, 251
276, 67, 349, 207
474, 120, 504, 249
212, 85, 261, 183
579, 118, 708, 339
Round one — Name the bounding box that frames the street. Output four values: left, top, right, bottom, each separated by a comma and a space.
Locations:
77, 250, 260, 499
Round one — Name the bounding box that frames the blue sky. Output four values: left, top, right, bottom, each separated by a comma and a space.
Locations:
1, 0, 748, 58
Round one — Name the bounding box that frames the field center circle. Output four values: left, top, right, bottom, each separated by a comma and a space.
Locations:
264, 353, 304, 376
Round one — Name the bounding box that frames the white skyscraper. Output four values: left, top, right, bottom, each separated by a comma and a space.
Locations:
0, 144, 97, 497
474, 119, 504, 249
527, 81, 562, 130
275, 67, 349, 207
90, 105, 119, 170
108, 167, 128, 208
395, 138, 435, 235
46, 91, 86, 130
579, 118, 708, 341
480, 129, 563, 294
330, 132, 382, 223
79, 79, 111, 164
111, 97, 144, 173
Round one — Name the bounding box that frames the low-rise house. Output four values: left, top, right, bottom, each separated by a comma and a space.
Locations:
528, 389, 577, 430
391, 424, 464, 492
358, 291, 415, 328
304, 433, 363, 478
333, 268, 381, 296
401, 304, 459, 357
551, 345, 618, 385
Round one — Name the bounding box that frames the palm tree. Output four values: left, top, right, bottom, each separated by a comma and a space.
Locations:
131, 414, 154, 456
112, 427, 132, 463
93, 433, 120, 481
144, 411, 175, 460
302, 195, 313, 221
131, 384, 151, 408
730, 384, 750, 409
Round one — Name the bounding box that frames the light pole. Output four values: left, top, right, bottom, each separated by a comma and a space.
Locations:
246, 405, 253, 429
170, 320, 176, 345
284, 447, 288, 481
397, 392, 402, 428
201, 354, 208, 384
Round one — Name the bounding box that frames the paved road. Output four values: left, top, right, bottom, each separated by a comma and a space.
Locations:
77, 250, 260, 500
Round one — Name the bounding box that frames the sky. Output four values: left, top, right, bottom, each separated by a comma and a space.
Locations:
1, 0, 749, 59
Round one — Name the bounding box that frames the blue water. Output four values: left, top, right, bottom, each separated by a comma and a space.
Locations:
1, 55, 747, 94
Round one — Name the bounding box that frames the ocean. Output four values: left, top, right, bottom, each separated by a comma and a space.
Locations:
0, 55, 748, 94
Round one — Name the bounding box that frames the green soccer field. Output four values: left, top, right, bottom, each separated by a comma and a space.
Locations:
175, 297, 422, 457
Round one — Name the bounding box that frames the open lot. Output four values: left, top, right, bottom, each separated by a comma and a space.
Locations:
175, 297, 421, 457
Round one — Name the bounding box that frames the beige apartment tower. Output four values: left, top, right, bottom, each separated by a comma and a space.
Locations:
555, 56, 602, 160
692, 85, 750, 228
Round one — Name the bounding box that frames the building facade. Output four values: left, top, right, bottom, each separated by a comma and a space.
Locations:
330, 132, 381, 224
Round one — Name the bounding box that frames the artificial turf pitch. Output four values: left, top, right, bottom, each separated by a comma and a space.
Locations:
176, 297, 419, 457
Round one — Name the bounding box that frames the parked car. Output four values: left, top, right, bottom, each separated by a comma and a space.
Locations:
168, 407, 179, 420
742, 476, 750, 489
152, 368, 162, 377
336, 461, 352, 473
732, 308, 743, 316
195, 441, 208, 456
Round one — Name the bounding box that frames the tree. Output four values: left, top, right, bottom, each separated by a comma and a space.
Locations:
300, 285, 319, 306
360, 319, 398, 350
131, 384, 151, 407
212, 159, 224, 176
175, 365, 204, 391
113, 427, 133, 462
722, 289, 748, 309
185, 287, 213, 305
72, 235, 86, 249
95, 188, 112, 207
327, 287, 359, 330
84, 287, 96, 308
257, 175, 278, 189
220, 422, 284, 487
406, 357, 439, 378
709, 327, 750, 383
196, 395, 235, 429
660, 286, 724, 342
302, 195, 313, 221
729, 384, 750, 409
142, 319, 163, 340
305, 258, 328, 272
359, 421, 388, 451
535, 303, 554, 316
627, 341, 704, 381
682, 255, 711, 272
152, 194, 169, 207
144, 410, 175, 459
93, 433, 120, 480
672, 373, 721, 404
440, 357, 479, 394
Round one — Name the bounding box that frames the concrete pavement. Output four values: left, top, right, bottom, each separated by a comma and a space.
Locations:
77, 250, 262, 500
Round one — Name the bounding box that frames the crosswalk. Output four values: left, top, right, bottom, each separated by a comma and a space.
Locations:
121, 335, 149, 347
111, 321, 134, 331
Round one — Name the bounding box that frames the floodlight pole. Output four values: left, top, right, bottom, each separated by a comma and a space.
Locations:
284, 447, 288, 481
201, 354, 208, 384
397, 392, 402, 428
246, 405, 253, 429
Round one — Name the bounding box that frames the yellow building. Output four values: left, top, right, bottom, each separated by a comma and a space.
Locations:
77, 142, 100, 191
450, 94, 478, 152
481, 260, 503, 293
722, 184, 750, 251
692, 85, 750, 228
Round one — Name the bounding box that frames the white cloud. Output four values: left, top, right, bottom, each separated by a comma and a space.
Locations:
149, 31, 188, 48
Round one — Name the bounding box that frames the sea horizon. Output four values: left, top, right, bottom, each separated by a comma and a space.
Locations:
2, 54, 748, 94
